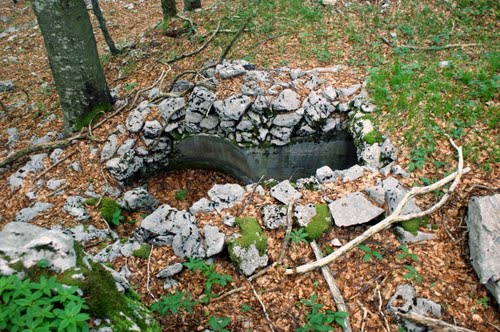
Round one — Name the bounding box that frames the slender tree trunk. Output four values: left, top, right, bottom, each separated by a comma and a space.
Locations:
161, 0, 177, 21
31, 0, 112, 134
184, 0, 201, 11
90, 0, 120, 56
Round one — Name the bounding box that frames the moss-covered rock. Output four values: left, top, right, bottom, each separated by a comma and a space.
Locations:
306, 204, 332, 240
233, 217, 268, 255
363, 130, 384, 145
399, 217, 428, 236
132, 243, 152, 259
99, 197, 122, 223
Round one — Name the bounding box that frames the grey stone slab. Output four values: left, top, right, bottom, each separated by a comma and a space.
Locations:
329, 192, 384, 227
270, 180, 301, 204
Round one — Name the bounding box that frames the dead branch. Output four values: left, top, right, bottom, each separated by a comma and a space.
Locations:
246, 278, 276, 332
146, 244, 157, 300
285, 138, 468, 275
310, 241, 352, 332
35, 151, 76, 180
380, 37, 482, 51
396, 312, 475, 332
278, 200, 295, 264
161, 22, 220, 64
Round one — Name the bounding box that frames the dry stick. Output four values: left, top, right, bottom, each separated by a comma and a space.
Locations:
161, 22, 221, 64
285, 138, 468, 275
146, 244, 157, 300
380, 37, 481, 51
278, 200, 295, 264
35, 151, 77, 180
310, 241, 352, 332
235, 175, 265, 217
375, 284, 390, 332
246, 278, 276, 332
176, 13, 198, 34
396, 312, 475, 332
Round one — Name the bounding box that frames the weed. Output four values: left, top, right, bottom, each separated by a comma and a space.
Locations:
476, 297, 490, 308
208, 316, 231, 332
396, 244, 419, 262
184, 258, 232, 304
124, 82, 138, 91
289, 228, 309, 244
358, 244, 383, 262
298, 293, 348, 331
98, 197, 124, 226
241, 303, 252, 313
150, 290, 197, 316
403, 265, 422, 283
175, 188, 188, 200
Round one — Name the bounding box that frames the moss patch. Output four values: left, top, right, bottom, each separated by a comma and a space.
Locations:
132, 244, 152, 259
363, 130, 384, 145
99, 197, 121, 223
306, 204, 332, 240
399, 217, 428, 236
74, 103, 112, 131
233, 217, 268, 255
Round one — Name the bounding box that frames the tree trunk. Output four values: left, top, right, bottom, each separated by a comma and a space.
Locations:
161, 0, 177, 20
184, 0, 201, 11
31, 0, 112, 134
90, 0, 120, 56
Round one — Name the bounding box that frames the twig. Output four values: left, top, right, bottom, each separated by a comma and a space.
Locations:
218, 15, 253, 64
440, 214, 457, 242
285, 138, 468, 275
161, 22, 220, 64
380, 37, 482, 51
176, 13, 198, 34
396, 312, 475, 332
146, 244, 157, 300
246, 278, 276, 332
35, 151, 76, 180
211, 286, 246, 302
278, 200, 295, 265
235, 175, 265, 217
375, 283, 390, 332
310, 241, 352, 332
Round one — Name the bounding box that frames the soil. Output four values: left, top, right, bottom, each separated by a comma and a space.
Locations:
0, 0, 498, 331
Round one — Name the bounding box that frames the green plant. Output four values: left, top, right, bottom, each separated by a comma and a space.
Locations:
0, 274, 89, 331
98, 197, 124, 226
305, 204, 332, 240
403, 265, 422, 283
184, 258, 232, 304
241, 303, 252, 313
36, 259, 50, 268
175, 188, 188, 201
476, 297, 490, 308
132, 244, 152, 259
396, 245, 419, 262
358, 244, 383, 262
290, 228, 309, 244
123, 82, 138, 91
298, 294, 348, 331
208, 316, 231, 332
150, 290, 198, 316
363, 130, 384, 144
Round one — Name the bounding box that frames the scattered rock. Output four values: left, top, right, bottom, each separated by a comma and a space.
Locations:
189, 198, 215, 215
122, 187, 159, 211
156, 262, 183, 279
382, 177, 422, 215
100, 134, 118, 162
270, 180, 302, 204
0, 222, 76, 273
365, 185, 385, 205
262, 205, 288, 229
47, 178, 65, 191
0, 80, 15, 92
229, 243, 268, 276
329, 192, 384, 227
393, 227, 436, 244
315, 166, 340, 183
272, 89, 300, 111
214, 94, 252, 121
466, 194, 500, 303
63, 196, 89, 221
14, 202, 53, 223
208, 184, 245, 211
342, 164, 365, 182
204, 225, 225, 257
294, 204, 317, 227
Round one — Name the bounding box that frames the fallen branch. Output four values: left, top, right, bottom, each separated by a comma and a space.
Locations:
146, 244, 157, 300
310, 241, 352, 332
161, 22, 220, 64
396, 312, 475, 332
35, 151, 76, 180
278, 200, 295, 264
285, 138, 468, 275
380, 37, 481, 51
246, 278, 276, 332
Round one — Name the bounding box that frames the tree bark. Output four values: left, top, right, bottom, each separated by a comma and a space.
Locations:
161, 0, 177, 20
31, 0, 112, 134
90, 0, 120, 55
184, 0, 201, 11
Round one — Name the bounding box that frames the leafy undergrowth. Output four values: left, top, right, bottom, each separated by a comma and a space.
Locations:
0, 0, 499, 331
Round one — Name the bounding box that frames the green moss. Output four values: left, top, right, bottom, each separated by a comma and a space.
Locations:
363, 130, 384, 145
132, 244, 152, 259
99, 197, 121, 223
85, 197, 99, 206
232, 217, 268, 256
306, 204, 332, 240
399, 217, 429, 236
74, 103, 112, 131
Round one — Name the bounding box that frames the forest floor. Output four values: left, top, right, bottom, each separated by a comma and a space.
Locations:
0, 0, 499, 331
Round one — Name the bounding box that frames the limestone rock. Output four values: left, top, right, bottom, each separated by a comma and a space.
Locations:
230, 243, 268, 276
329, 192, 384, 227
106, 152, 144, 183
216, 60, 248, 79
101, 134, 118, 162
262, 205, 288, 229
8, 153, 47, 191
270, 180, 302, 204
382, 177, 422, 215
272, 111, 303, 127
156, 262, 183, 279
365, 185, 385, 205
122, 187, 159, 211
126, 101, 151, 133
47, 178, 65, 191
342, 164, 365, 182
315, 166, 340, 183
14, 202, 53, 223
159, 97, 186, 120
186, 86, 215, 114
294, 204, 317, 227
0, 80, 15, 92
466, 194, 500, 303
204, 225, 225, 257
272, 89, 300, 112
393, 227, 436, 244
214, 94, 252, 121
0, 222, 76, 273
189, 198, 215, 215
208, 184, 245, 211
63, 196, 89, 221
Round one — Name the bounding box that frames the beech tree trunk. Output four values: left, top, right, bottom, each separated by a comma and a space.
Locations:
184, 0, 201, 11
31, 0, 112, 134
161, 0, 177, 20
90, 0, 120, 55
